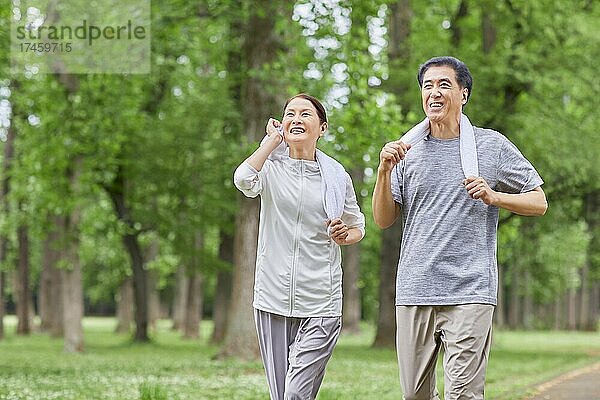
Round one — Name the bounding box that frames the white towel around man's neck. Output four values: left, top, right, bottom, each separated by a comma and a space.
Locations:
400, 113, 479, 178
262, 132, 346, 220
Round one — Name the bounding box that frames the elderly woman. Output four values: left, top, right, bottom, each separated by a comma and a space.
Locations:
234, 93, 365, 400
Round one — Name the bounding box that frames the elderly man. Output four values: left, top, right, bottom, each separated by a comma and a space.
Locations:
372, 56, 547, 400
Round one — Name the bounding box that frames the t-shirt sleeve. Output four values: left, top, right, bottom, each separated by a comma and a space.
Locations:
390, 162, 404, 205
496, 138, 544, 194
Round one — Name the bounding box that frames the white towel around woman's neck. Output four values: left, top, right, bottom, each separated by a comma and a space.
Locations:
400, 113, 479, 178
262, 133, 346, 220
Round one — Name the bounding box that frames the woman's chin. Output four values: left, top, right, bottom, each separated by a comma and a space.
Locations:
286, 135, 316, 146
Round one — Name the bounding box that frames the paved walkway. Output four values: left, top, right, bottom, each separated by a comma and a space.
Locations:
526, 362, 600, 400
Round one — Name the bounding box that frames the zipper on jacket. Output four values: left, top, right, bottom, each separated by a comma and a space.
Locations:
289, 161, 305, 315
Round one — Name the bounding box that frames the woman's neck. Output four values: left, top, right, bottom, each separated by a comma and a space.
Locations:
289, 144, 316, 160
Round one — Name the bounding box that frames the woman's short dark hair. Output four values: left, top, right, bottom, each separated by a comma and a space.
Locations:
417, 56, 473, 102
283, 93, 328, 125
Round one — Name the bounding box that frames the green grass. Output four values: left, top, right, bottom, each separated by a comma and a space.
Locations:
0, 317, 599, 399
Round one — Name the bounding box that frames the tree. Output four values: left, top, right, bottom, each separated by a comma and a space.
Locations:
373, 0, 411, 347
220, 1, 292, 359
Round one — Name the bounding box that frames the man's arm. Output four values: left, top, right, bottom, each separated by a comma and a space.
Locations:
492, 186, 547, 216
372, 140, 411, 228
372, 167, 401, 228
464, 177, 547, 216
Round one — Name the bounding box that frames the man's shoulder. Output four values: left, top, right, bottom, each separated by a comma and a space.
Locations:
473, 126, 512, 149
473, 126, 507, 140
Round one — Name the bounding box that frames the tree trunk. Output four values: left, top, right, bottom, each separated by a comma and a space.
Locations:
16, 221, 31, 335
342, 170, 363, 334
183, 273, 203, 339
508, 265, 521, 329
480, 0, 497, 54
105, 166, 148, 342
40, 216, 64, 335
115, 278, 134, 334
450, 0, 469, 48
373, 219, 402, 347
219, 1, 286, 360
147, 271, 160, 330
171, 265, 188, 331
579, 261, 592, 330
553, 296, 563, 330
61, 257, 83, 352
144, 240, 160, 330
523, 270, 533, 330
183, 232, 204, 339
495, 264, 506, 328
212, 230, 233, 343
62, 158, 84, 352
592, 283, 600, 331
145, 276, 159, 329
39, 241, 53, 332
385, 0, 412, 103
0, 271, 3, 339
342, 242, 361, 334
126, 232, 148, 342
220, 198, 260, 359
212, 270, 232, 342
373, 0, 411, 348
0, 95, 17, 340
583, 190, 599, 330
567, 287, 577, 330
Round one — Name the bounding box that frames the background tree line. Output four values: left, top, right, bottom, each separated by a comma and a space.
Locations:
0, 0, 598, 358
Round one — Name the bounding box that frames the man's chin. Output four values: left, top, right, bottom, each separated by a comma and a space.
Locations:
426, 113, 445, 123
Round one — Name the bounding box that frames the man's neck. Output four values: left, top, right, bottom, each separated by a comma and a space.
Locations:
429, 116, 460, 139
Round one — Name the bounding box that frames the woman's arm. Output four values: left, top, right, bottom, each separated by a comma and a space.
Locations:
245, 118, 283, 171
328, 173, 366, 246
328, 220, 362, 245
233, 119, 283, 197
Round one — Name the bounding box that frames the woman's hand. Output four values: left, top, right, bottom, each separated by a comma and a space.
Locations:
265, 118, 284, 145
327, 218, 349, 245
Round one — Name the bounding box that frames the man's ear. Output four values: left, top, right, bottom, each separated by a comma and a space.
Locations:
462, 88, 469, 104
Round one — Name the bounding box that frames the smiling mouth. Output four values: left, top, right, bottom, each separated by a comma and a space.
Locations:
429, 102, 443, 109
290, 127, 305, 134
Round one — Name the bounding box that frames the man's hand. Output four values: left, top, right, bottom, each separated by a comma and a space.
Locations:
327, 218, 349, 245
464, 176, 498, 205
379, 140, 411, 172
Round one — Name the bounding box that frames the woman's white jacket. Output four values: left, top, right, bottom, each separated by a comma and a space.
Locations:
234, 154, 365, 318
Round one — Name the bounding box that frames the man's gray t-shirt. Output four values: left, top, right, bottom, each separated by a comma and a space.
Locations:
391, 127, 543, 305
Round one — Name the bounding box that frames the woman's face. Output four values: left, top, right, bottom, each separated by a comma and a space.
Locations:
282, 97, 326, 146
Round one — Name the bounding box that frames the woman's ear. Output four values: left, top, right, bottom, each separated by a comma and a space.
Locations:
320, 122, 328, 137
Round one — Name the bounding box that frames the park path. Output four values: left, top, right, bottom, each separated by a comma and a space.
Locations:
525, 361, 600, 400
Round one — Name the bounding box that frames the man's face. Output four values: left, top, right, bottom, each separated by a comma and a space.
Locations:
421, 65, 468, 123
